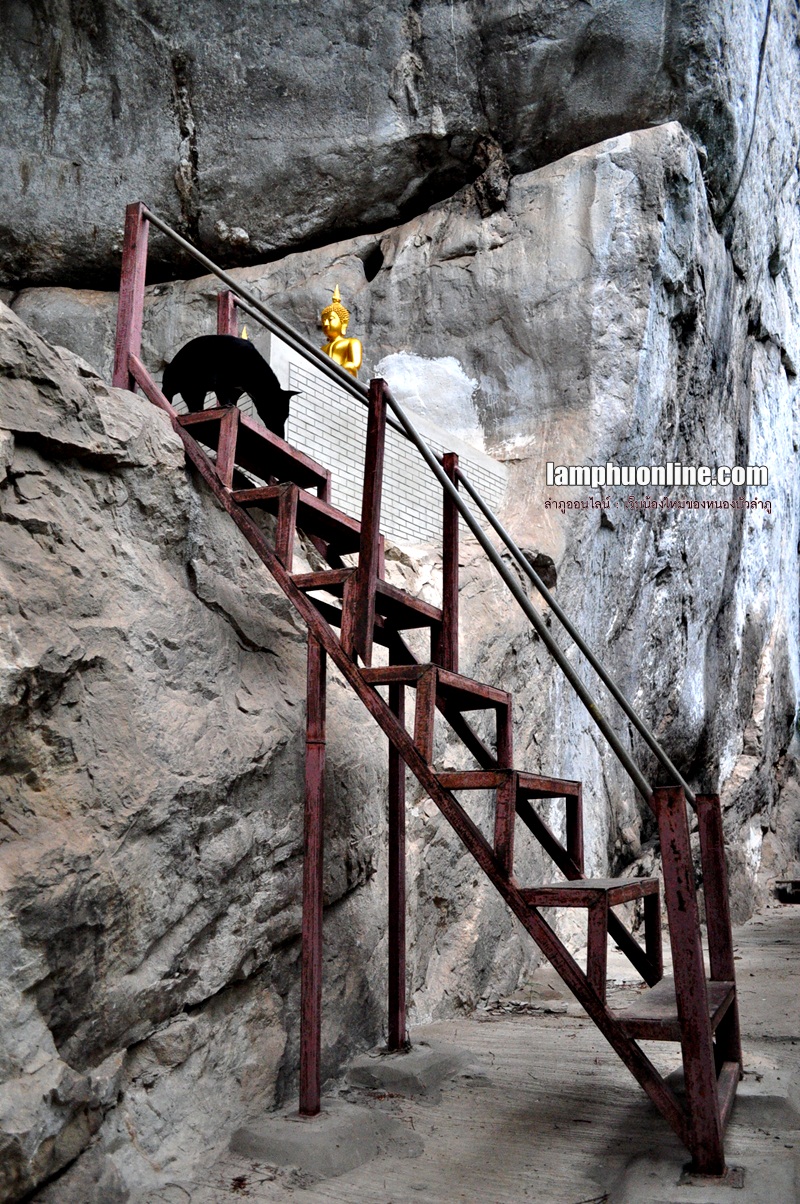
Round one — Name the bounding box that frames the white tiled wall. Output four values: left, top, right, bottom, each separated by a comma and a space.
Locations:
181, 329, 508, 547
282, 359, 507, 546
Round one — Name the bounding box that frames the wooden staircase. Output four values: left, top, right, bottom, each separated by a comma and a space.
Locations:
112, 203, 742, 1177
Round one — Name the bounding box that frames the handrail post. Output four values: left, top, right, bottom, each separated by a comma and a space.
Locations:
112, 202, 149, 391
697, 794, 742, 1071
342, 378, 387, 667
217, 289, 238, 336
215, 406, 240, 489
435, 451, 459, 673
387, 677, 408, 1050
300, 635, 326, 1116
655, 786, 724, 1173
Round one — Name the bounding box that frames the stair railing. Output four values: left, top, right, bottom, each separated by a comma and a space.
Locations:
127, 203, 699, 809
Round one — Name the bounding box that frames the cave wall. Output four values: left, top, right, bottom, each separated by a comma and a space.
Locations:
0, 0, 782, 287
1, 2, 799, 1200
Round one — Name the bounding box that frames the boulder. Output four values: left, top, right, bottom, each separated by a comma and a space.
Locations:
0, 0, 789, 286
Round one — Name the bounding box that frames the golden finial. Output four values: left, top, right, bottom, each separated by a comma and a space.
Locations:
241, 325, 249, 340
332, 284, 342, 303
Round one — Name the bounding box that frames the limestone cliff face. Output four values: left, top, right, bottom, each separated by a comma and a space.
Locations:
5, 116, 799, 1199
0, 0, 784, 287
0, 306, 392, 1198
14, 121, 800, 914
1, 2, 799, 1200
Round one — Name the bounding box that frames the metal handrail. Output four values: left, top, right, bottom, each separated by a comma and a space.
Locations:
139, 205, 701, 807
455, 467, 695, 804
143, 208, 411, 442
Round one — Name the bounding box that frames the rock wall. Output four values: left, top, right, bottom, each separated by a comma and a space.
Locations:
1, 2, 799, 1200
6, 113, 800, 1197
0, 0, 783, 286
0, 306, 392, 1197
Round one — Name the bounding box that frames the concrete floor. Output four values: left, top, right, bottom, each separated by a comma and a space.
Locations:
172, 908, 799, 1203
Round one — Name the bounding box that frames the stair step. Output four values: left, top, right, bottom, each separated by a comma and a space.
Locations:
292, 571, 443, 629
517, 772, 582, 799
434, 770, 581, 797
361, 665, 509, 709
232, 485, 362, 554
293, 568, 353, 593
375, 580, 442, 628
178, 409, 330, 494
612, 977, 735, 1041
437, 769, 514, 790
520, 877, 659, 908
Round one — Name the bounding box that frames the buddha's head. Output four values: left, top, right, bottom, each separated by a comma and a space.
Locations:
320, 285, 350, 340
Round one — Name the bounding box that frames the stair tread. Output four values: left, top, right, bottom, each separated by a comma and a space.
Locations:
291, 570, 442, 626
612, 976, 735, 1041
520, 877, 659, 906
361, 664, 510, 708
178, 409, 329, 492
435, 770, 582, 794
375, 579, 442, 624
524, 876, 659, 892
437, 769, 514, 789
517, 772, 581, 798
293, 568, 353, 592
232, 485, 362, 552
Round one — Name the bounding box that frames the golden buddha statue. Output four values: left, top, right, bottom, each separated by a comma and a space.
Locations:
320, 285, 362, 378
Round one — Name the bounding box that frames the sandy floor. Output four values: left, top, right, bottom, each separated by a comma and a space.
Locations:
176, 907, 799, 1204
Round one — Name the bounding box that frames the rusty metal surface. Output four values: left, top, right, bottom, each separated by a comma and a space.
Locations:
655, 787, 725, 1173
388, 678, 407, 1051
300, 636, 326, 1117
112, 202, 149, 391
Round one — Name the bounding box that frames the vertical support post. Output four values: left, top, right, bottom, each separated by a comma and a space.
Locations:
300, 636, 326, 1117
413, 668, 437, 764
656, 786, 725, 1174
697, 794, 742, 1070
388, 679, 407, 1050
217, 290, 238, 335
112, 202, 149, 390
566, 784, 585, 875
643, 887, 664, 982
493, 699, 516, 876
587, 895, 609, 1002
437, 452, 459, 672
342, 378, 387, 666
307, 470, 333, 564
216, 406, 240, 488
275, 484, 299, 571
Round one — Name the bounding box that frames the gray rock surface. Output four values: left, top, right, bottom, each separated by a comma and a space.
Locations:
14, 121, 799, 927
1, 3, 799, 1198
0, 0, 787, 286
0, 304, 390, 1198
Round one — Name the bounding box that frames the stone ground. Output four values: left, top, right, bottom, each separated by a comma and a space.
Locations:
142, 908, 799, 1204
